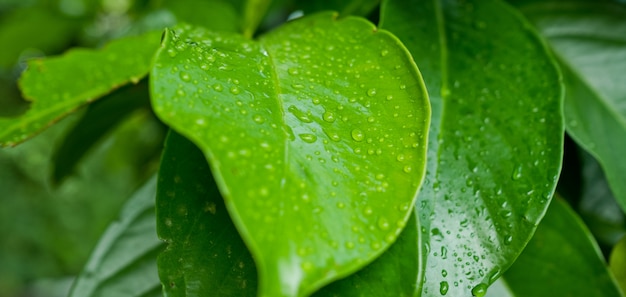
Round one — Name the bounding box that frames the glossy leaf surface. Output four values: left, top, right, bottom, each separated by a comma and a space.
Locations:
514, 1, 626, 213
493, 198, 624, 297
69, 176, 163, 297
151, 13, 430, 297
1, 30, 160, 147
157, 131, 257, 296
381, 0, 563, 295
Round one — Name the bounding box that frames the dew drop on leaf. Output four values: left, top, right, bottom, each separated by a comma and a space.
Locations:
440, 281, 449, 295
471, 283, 488, 297
351, 129, 364, 142
299, 134, 317, 143
512, 165, 523, 180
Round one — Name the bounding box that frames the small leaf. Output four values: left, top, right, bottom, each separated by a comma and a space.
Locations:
69, 176, 164, 297
381, 0, 563, 295
52, 81, 151, 185
611, 235, 626, 294
513, 1, 626, 213
0, 30, 161, 147
151, 12, 430, 297
495, 198, 624, 297
157, 131, 257, 296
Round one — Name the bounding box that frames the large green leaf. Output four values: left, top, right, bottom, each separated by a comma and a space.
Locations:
486, 198, 624, 297
1, 30, 160, 147
150, 13, 430, 297
69, 176, 163, 297
157, 131, 258, 296
380, 0, 563, 295
513, 1, 626, 213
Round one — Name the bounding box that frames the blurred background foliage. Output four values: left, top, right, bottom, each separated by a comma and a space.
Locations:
1, 0, 625, 296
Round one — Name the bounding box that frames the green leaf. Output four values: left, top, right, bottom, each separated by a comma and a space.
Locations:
493, 198, 624, 297
513, 1, 626, 213
611, 235, 626, 294
0, 30, 161, 147
52, 81, 151, 185
380, 0, 563, 295
69, 176, 164, 297
313, 210, 421, 297
295, 0, 381, 17
157, 131, 258, 296
150, 13, 430, 297
242, 0, 273, 37
164, 0, 240, 33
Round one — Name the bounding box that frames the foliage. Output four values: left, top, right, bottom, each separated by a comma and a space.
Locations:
0, 0, 624, 296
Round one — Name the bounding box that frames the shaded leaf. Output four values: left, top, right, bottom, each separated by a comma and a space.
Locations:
52, 81, 151, 185
492, 198, 624, 297
380, 0, 563, 295
1, 30, 161, 147
513, 1, 626, 214
151, 13, 430, 297
164, 0, 239, 33
157, 131, 258, 296
69, 176, 163, 297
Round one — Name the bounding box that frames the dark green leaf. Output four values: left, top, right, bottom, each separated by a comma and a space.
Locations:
69, 176, 164, 297
164, 0, 239, 33
1, 30, 161, 147
52, 81, 151, 185
380, 0, 563, 295
151, 13, 430, 297
513, 1, 626, 214
157, 131, 257, 297
494, 198, 624, 297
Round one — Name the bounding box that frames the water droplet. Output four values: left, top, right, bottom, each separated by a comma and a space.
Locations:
253, 115, 265, 124
512, 165, 523, 180
367, 116, 375, 123
440, 281, 449, 295
288, 67, 299, 75
441, 269, 448, 277
503, 234, 513, 245
322, 111, 336, 123
367, 88, 377, 97
336, 202, 345, 209
299, 134, 317, 143
345, 241, 355, 249
180, 72, 191, 81
399, 84, 406, 90
351, 129, 364, 142
167, 49, 177, 58
377, 217, 390, 230
441, 246, 448, 259
213, 84, 223, 91
363, 206, 373, 216
230, 86, 240, 95
471, 283, 488, 297
195, 118, 206, 126
380, 49, 389, 57
403, 165, 412, 173
288, 106, 313, 123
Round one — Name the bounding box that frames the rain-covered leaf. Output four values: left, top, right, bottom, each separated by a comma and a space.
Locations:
52, 81, 151, 185
151, 13, 430, 297
0, 30, 160, 147
157, 131, 257, 297
489, 198, 624, 297
380, 0, 563, 295
69, 176, 163, 297
512, 0, 626, 214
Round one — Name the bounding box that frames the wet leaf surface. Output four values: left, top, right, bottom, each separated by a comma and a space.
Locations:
381, 0, 563, 295
151, 12, 430, 297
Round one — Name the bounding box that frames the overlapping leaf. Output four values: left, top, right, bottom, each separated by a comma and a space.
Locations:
1, 30, 160, 147
486, 198, 624, 297
512, 0, 626, 213
380, 0, 563, 295
69, 176, 163, 297
151, 12, 430, 297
